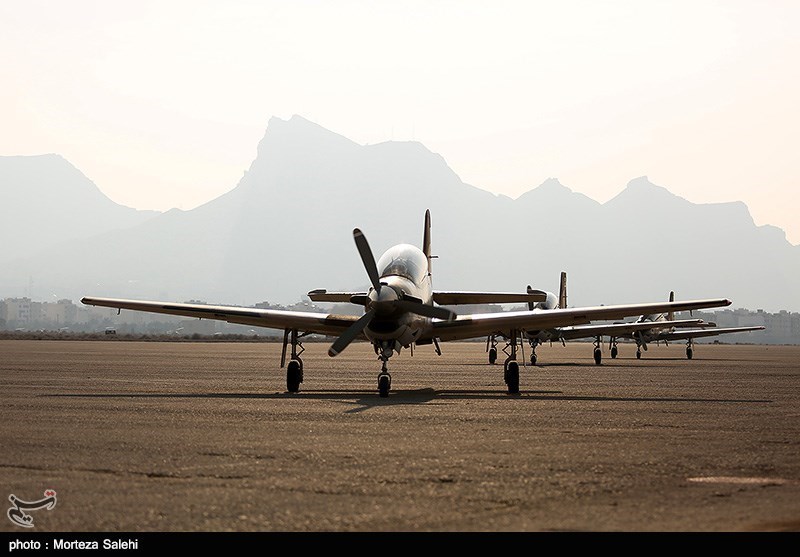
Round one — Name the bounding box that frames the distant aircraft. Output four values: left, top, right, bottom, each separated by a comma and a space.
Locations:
486, 275, 764, 365
485, 273, 710, 366
83, 211, 732, 396
605, 291, 766, 360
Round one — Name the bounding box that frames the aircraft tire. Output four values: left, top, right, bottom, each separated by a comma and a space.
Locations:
686, 348, 693, 360
488, 347, 497, 365
378, 374, 390, 398
611, 346, 618, 359
506, 361, 520, 395
593, 348, 602, 365
286, 360, 302, 393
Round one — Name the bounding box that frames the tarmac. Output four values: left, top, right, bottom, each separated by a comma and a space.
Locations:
1, 339, 798, 532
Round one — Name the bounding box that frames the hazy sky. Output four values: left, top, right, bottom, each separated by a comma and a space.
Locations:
2, 1, 799, 243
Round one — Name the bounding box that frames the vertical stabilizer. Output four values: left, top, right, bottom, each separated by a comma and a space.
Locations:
422, 209, 432, 275
559, 272, 568, 309
668, 291, 675, 321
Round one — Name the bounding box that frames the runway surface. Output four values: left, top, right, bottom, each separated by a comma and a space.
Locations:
1, 339, 799, 532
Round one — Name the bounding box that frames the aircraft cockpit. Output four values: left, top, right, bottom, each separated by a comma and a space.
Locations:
376, 244, 428, 284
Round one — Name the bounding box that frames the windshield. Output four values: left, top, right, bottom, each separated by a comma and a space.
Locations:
376, 244, 428, 283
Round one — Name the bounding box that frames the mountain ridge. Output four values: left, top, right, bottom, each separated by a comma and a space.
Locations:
1, 115, 796, 312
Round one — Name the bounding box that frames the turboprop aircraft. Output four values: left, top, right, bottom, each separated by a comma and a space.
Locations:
83, 211, 733, 396
606, 291, 765, 360
485, 273, 711, 366
486, 275, 763, 365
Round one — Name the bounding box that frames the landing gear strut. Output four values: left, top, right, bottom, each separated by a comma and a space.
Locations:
528, 338, 539, 365
282, 328, 306, 393
376, 341, 394, 397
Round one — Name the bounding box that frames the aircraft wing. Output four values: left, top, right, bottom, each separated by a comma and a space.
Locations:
81, 297, 360, 336
432, 290, 547, 305
427, 298, 732, 342
645, 325, 765, 342
554, 318, 706, 341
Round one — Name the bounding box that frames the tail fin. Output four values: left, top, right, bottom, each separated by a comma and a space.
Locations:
667, 291, 675, 321
422, 209, 432, 275
559, 271, 568, 309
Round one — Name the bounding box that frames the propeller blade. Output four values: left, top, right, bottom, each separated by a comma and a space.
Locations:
353, 228, 382, 293
394, 300, 456, 321
328, 309, 375, 357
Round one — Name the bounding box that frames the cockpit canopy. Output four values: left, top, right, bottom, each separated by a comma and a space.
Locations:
376, 244, 429, 284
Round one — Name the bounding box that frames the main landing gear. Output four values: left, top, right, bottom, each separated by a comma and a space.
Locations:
609, 336, 619, 359
502, 330, 521, 395
593, 335, 602, 365
486, 335, 498, 365
686, 338, 694, 360
282, 328, 306, 393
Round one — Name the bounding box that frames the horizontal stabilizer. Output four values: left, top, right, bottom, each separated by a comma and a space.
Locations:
433, 291, 547, 305
307, 289, 365, 302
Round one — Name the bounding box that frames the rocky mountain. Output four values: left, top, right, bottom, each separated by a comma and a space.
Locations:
1, 116, 797, 312
0, 154, 159, 262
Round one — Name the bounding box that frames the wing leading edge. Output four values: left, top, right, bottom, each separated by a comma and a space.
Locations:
427, 298, 732, 342
81, 297, 360, 337
645, 325, 765, 342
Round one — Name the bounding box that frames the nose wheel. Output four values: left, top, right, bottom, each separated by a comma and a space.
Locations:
378, 372, 392, 397
376, 342, 394, 397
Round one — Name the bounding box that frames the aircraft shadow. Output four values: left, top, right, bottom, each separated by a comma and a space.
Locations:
48, 388, 771, 414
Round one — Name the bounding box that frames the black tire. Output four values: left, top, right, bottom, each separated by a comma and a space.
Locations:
488, 347, 497, 365
611, 346, 618, 359
506, 361, 520, 395
593, 348, 602, 365
686, 348, 693, 360
636, 350, 642, 360
530, 353, 537, 365
378, 374, 390, 398
286, 360, 302, 393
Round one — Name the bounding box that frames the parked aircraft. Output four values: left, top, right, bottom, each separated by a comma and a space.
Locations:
486, 273, 709, 366
83, 211, 732, 396
486, 275, 763, 365
607, 291, 766, 360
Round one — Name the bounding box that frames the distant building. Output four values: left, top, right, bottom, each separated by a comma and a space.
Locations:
3, 297, 32, 324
